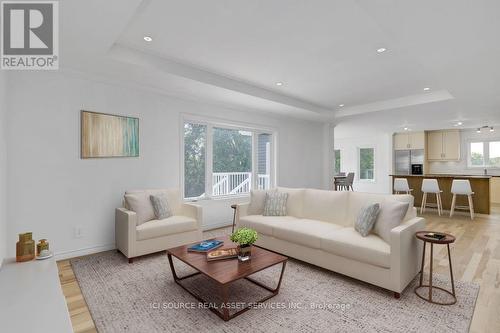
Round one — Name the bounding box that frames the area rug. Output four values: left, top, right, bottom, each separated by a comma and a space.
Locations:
71, 251, 479, 333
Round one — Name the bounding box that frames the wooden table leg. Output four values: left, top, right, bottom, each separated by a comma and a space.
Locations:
429, 243, 433, 302
447, 244, 456, 296
220, 283, 230, 321
419, 241, 426, 287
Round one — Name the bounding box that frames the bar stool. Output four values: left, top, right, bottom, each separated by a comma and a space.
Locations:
394, 178, 412, 194
421, 179, 443, 216
450, 180, 475, 220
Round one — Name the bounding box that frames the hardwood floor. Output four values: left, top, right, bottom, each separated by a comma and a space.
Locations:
57, 207, 500, 333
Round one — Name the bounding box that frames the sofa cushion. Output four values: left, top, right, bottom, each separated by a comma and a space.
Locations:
302, 189, 348, 224
136, 216, 197, 241
124, 192, 156, 226
373, 200, 409, 244
247, 190, 267, 215
239, 215, 297, 236
277, 187, 305, 217
320, 228, 391, 268
354, 203, 380, 237
346, 192, 414, 226
272, 219, 343, 249
263, 191, 289, 216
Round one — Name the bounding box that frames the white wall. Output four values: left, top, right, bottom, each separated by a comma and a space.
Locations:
6, 71, 327, 258
428, 128, 500, 176
334, 130, 393, 194
0, 73, 7, 267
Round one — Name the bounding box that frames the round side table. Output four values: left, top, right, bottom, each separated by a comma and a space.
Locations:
415, 231, 457, 305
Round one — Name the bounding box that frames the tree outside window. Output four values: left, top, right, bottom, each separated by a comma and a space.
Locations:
359, 148, 375, 180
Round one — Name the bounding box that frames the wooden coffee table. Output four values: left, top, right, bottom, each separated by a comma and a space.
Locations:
166, 236, 288, 321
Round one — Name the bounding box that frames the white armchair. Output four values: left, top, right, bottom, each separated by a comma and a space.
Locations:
115, 188, 202, 263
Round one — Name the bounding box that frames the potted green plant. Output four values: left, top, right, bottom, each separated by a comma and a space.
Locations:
230, 227, 258, 262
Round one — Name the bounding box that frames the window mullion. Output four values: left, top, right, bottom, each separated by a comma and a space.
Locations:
206, 124, 213, 199
252, 132, 258, 190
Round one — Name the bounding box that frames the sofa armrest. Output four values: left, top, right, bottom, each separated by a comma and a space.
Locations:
115, 208, 137, 258
178, 203, 203, 230
235, 203, 250, 227
390, 216, 426, 292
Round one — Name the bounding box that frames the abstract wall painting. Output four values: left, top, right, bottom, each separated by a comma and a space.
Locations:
81, 111, 139, 158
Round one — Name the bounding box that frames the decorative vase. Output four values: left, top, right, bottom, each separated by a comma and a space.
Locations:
36, 239, 49, 256
237, 244, 252, 262
16, 232, 35, 262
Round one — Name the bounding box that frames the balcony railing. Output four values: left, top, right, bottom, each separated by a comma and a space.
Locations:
212, 172, 270, 196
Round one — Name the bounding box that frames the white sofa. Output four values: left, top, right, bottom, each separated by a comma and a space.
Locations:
116, 188, 202, 263
236, 187, 425, 296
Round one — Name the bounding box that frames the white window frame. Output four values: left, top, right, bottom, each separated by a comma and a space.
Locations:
467, 139, 500, 169
357, 146, 376, 182
180, 114, 278, 200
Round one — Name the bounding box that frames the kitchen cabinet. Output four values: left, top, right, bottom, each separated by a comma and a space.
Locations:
426, 130, 460, 161
394, 131, 425, 150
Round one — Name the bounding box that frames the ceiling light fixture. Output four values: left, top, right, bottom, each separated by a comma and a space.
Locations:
457, 122, 463, 125
376, 47, 387, 53
339, 104, 345, 107
423, 87, 430, 91
143, 36, 153, 42
275, 82, 283, 86
404, 127, 409, 131
477, 125, 494, 133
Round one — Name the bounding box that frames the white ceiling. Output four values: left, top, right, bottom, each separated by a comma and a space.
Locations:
60, 0, 500, 128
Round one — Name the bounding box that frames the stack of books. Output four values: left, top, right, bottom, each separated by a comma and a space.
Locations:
187, 240, 223, 252
206, 248, 238, 261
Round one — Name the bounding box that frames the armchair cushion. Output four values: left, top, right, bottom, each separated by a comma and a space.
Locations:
149, 193, 172, 219
124, 192, 155, 226
136, 216, 197, 241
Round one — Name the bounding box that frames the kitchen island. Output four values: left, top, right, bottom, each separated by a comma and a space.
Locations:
390, 174, 491, 214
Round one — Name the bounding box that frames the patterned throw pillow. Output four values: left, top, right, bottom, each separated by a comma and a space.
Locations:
149, 193, 172, 220
263, 191, 289, 216
354, 203, 380, 237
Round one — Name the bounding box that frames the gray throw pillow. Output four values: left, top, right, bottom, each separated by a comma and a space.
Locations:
149, 193, 172, 220
263, 191, 288, 216
355, 203, 380, 237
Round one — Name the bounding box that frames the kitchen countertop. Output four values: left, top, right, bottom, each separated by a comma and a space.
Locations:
390, 174, 492, 179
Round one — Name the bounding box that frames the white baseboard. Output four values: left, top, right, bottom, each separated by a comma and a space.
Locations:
54, 243, 116, 261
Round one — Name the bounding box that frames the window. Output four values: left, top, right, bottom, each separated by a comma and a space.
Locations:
470, 142, 484, 166
468, 140, 500, 168
183, 118, 275, 199
359, 148, 375, 181
183, 123, 206, 198
334, 149, 341, 174
489, 141, 500, 167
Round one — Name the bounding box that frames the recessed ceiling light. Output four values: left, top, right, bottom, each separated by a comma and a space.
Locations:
339, 104, 345, 107
143, 36, 153, 42
404, 127, 409, 131
423, 87, 430, 91
376, 48, 387, 53
275, 82, 283, 86
457, 122, 463, 125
